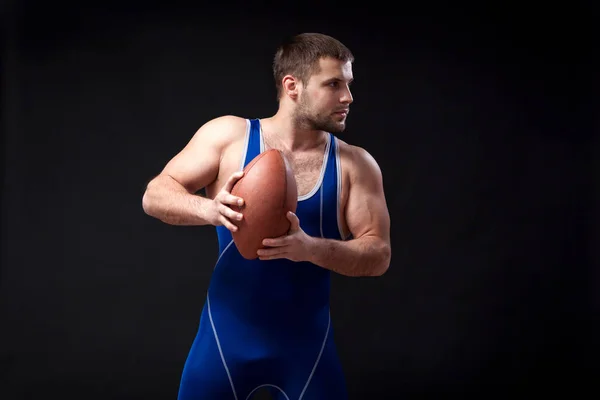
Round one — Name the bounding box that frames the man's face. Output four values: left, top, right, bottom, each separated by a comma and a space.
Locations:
293, 57, 354, 134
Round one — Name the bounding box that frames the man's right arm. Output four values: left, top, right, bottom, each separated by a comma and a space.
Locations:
141, 115, 246, 229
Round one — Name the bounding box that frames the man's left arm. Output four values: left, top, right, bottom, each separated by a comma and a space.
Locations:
308, 146, 391, 277
258, 146, 391, 277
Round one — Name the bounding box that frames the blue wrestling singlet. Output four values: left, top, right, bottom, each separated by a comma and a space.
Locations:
177, 119, 349, 400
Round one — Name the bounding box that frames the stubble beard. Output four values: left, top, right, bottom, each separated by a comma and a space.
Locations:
292, 93, 347, 134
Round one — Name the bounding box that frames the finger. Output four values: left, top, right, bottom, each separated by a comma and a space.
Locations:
262, 236, 289, 247
219, 204, 243, 222
220, 215, 238, 232
224, 170, 245, 193
257, 247, 287, 258
222, 193, 244, 207
258, 254, 284, 261
287, 211, 299, 231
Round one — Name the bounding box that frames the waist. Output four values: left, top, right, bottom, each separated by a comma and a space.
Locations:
208, 259, 331, 319
207, 291, 331, 337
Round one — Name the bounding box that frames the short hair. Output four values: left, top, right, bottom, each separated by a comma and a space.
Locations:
272, 33, 354, 99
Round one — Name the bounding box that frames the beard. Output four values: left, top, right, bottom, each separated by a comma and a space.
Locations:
292, 93, 348, 134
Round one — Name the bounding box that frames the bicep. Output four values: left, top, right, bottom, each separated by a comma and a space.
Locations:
160, 116, 243, 193
344, 148, 390, 243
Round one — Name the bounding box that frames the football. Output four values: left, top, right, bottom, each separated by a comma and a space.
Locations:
230, 149, 297, 259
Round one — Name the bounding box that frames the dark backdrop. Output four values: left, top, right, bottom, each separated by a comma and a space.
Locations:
1, 1, 595, 399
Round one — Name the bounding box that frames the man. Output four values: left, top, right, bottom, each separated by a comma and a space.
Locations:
142, 32, 391, 400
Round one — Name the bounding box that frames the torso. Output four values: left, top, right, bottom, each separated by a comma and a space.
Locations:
205, 117, 352, 239
263, 133, 327, 198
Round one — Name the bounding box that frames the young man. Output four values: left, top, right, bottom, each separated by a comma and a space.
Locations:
142, 33, 391, 400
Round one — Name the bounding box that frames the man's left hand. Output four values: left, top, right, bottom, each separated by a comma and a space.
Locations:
257, 211, 315, 262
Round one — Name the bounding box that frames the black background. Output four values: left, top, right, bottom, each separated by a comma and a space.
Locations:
1, 1, 596, 399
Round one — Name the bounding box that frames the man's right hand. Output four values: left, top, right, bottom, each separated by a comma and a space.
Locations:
211, 170, 245, 232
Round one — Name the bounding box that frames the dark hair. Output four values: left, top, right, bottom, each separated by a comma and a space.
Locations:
272, 33, 354, 99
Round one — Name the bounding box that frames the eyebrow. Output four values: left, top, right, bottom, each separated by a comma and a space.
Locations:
324, 77, 354, 84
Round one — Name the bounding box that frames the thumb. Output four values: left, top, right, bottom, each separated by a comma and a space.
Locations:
287, 211, 299, 231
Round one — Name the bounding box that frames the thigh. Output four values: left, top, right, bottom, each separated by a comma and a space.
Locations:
296, 348, 348, 400
282, 334, 348, 400
177, 309, 237, 400
178, 303, 276, 400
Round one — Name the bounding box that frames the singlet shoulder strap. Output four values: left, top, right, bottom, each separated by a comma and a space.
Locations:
240, 118, 262, 169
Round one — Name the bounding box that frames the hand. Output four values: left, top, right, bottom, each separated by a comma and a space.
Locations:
257, 211, 315, 262
211, 170, 244, 232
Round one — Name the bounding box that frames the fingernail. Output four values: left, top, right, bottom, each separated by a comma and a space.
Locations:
238, 199, 243, 206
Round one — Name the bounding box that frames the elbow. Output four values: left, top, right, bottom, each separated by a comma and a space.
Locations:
141, 180, 158, 217
142, 191, 152, 216
372, 243, 391, 277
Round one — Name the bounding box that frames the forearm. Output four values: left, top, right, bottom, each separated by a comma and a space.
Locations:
142, 175, 215, 226
308, 235, 391, 277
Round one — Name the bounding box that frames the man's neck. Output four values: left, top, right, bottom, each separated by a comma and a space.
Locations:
261, 112, 326, 152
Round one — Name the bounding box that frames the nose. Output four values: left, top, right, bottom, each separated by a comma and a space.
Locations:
340, 86, 353, 105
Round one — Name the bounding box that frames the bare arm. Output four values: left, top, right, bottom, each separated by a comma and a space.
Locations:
308, 146, 391, 277
258, 144, 391, 275
142, 115, 246, 228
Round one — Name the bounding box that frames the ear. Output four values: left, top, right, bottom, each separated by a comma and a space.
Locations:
282, 75, 300, 99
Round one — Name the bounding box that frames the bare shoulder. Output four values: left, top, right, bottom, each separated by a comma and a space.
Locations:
335, 137, 390, 245
159, 115, 249, 194
188, 114, 248, 149
336, 137, 384, 186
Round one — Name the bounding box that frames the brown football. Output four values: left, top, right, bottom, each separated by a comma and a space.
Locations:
230, 149, 298, 259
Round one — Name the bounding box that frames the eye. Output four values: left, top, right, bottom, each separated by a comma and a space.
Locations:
328, 81, 339, 88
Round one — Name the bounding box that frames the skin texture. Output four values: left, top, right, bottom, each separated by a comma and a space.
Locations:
142, 56, 391, 277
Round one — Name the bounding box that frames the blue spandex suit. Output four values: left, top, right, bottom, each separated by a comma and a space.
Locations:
177, 119, 349, 400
